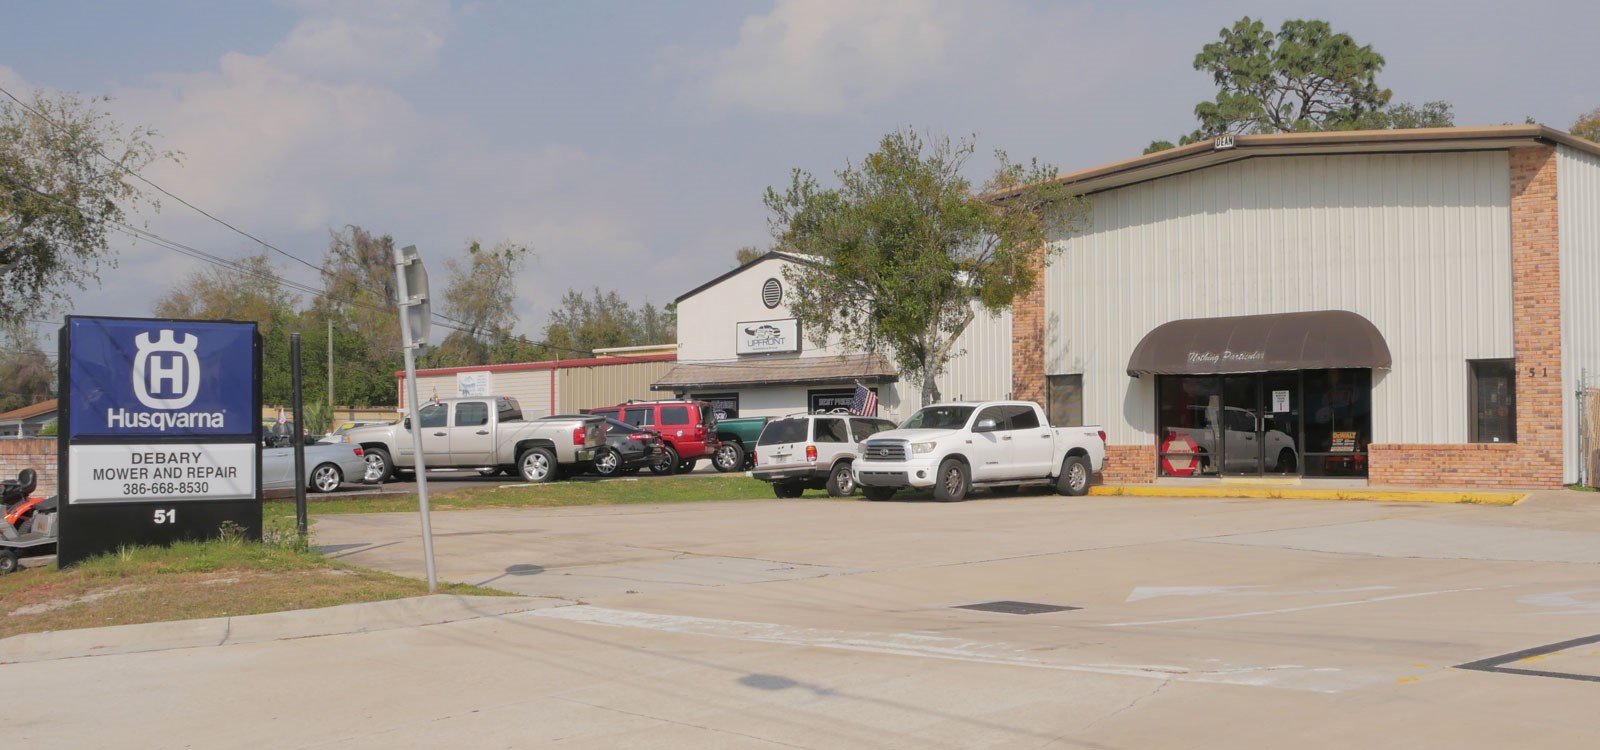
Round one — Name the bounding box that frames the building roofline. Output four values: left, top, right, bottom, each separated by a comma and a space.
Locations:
398, 353, 677, 379
989, 126, 1600, 201
674, 250, 813, 305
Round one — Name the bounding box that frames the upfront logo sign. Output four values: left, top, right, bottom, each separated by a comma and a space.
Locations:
108, 329, 225, 431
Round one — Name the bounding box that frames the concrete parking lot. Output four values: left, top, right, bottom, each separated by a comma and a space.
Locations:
8, 489, 1600, 748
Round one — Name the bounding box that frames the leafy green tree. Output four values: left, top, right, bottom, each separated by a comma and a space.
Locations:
0, 322, 53, 413
314, 226, 402, 406
1191, 17, 1391, 138
0, 89, 176, 324
1381, 100, 1454, 129
1572, 107, 1600, 143
424, 240, 531, 368
153, 250, 306, 404
540, 288, 676, 357
765, 129, 1084, 406
735, 245, 763, 266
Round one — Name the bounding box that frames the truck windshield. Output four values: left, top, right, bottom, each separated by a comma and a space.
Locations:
900, 406, 976, 430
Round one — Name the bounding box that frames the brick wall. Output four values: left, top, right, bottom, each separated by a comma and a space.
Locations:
1102, 444, 1156, 484
1369, 146, 1566, 489
1011, 245, 1047, 405
0, 438, 58, 496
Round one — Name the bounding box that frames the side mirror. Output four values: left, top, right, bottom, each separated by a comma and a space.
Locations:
974, 418, 998, 433
403, 417, 412, 430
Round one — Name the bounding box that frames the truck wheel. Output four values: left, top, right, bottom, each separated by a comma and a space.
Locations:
712, 442, 745, 472
678, 459, 699, 474
650, 445, 679, 476
518, 447, 558, 483
826, 462, 856, 497
0, 549, 16, 575
310, 463, 343, 493
1276, 448, 1298, 473
1056, 455, 1091, 496
592, 448, 622, 478
364, 447, 394, 484
862, 486, 896, 502
933, 458, 969, 502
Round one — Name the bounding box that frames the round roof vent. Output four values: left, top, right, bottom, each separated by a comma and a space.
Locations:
761, 278, 782, 309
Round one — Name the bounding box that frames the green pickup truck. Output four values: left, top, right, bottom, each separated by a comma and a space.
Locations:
712, 416, 771, 472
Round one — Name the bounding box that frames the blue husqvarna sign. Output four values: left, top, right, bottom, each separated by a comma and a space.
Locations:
58, 316, 262, 568
68, 318, 255, 438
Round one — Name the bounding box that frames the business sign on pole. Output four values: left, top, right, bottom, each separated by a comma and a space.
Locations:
58, 316, 262, 567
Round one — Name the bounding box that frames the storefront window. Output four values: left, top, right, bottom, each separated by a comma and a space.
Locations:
696, 393, 739, 420
1157, 376, 1221, 476
1301, 369, 1371, 477
1469, 360, 1516, 443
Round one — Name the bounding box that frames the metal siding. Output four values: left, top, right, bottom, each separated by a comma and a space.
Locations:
935, 307, 1012, 402
1559, 145, 1600, 482
558, 361, 677, 412
1046, 152, 1513, 445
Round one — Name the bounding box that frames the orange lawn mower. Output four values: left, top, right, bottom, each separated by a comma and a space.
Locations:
1, 469, 58, 574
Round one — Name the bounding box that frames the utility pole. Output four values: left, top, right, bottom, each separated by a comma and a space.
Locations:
327, 318, 334, 428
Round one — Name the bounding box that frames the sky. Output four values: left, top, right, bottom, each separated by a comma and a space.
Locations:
3, 0, 1598, 347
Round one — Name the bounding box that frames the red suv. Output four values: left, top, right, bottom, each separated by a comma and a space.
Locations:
589, 400, 719, 475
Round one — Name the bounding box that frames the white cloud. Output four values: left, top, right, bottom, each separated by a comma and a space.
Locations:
663, 0, 970, 117
270, 0, 452, 80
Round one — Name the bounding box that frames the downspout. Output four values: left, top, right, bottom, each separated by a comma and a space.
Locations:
551, 358, 558, 415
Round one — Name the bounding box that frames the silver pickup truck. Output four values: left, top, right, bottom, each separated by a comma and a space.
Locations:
339, 396, 604, 484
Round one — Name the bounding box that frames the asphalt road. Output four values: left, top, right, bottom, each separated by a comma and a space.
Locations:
10, 489, 1600, 748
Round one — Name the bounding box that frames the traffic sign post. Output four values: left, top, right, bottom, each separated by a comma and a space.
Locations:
395, 244, 438, 593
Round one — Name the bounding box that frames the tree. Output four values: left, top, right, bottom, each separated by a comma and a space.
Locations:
734, 245, 763, 266
1573, 107, 1600, 143
153, 250, 306, 405
0, 322, 53, 413
314, 226, 402, 406
1191, 17, 1391, 138
765, 129, 1084, 406
0, 89, 176, 324
540, 288, 676, 357
1144, 18, 1455, 152
425, 240, 531, 368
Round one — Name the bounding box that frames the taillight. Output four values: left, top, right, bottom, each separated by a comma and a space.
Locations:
806, 445, 817, 462
573, 426, 586, 446
1098, 430, 1107, 443
629, 433, 651, 441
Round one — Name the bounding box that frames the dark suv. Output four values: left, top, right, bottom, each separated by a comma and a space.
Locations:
589, 400, 719, 475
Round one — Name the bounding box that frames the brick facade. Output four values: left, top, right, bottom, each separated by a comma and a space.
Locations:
1102, 445, 1157, 484
0, 438, 58, 496
1369, 146, 1566, 489
1010, 246, 1047, 406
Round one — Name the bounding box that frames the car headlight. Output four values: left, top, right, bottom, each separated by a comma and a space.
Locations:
911, 441, 937, 455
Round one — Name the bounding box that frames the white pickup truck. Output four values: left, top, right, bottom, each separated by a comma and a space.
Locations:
854, 400, 1106, 501
338, 396, 605, 484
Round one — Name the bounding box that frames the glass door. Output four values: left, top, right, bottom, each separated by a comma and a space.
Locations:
1220, 375, 1262, 474
1261, 372, 1301, 474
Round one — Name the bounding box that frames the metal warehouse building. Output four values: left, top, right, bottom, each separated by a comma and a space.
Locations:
1005, 126, 1600, 489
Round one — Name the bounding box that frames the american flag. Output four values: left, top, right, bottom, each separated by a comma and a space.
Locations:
849, 383, 878, 416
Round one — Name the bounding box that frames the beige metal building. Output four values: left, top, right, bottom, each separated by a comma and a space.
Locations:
1007, 126, 1600, 488
402, 353, 677, 417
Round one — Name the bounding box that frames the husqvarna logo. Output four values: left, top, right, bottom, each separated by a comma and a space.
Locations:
133, 330, 201, 409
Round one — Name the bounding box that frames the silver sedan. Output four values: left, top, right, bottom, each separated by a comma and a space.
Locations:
262, 443, 369, 495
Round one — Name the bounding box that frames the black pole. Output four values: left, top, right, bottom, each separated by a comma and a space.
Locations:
291, 333, 308, 539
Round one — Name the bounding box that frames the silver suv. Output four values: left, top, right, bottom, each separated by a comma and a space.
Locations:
752, 413, 897, 498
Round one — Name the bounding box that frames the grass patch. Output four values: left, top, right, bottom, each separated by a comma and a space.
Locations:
1567, 483, 1599, 493
0, 535, 507, 641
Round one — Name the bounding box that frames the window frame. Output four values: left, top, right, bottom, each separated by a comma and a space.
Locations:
1468, 359, 1517, 444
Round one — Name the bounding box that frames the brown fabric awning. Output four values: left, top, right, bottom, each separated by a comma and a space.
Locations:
1126, 310, 1392, 376
652, 353, 897, 391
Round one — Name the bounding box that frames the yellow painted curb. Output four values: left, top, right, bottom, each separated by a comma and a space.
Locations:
1088, 485, 1525, 506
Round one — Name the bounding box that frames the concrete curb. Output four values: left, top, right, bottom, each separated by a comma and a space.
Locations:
0, 594, 561, 665
1089, 485, 1526, 506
